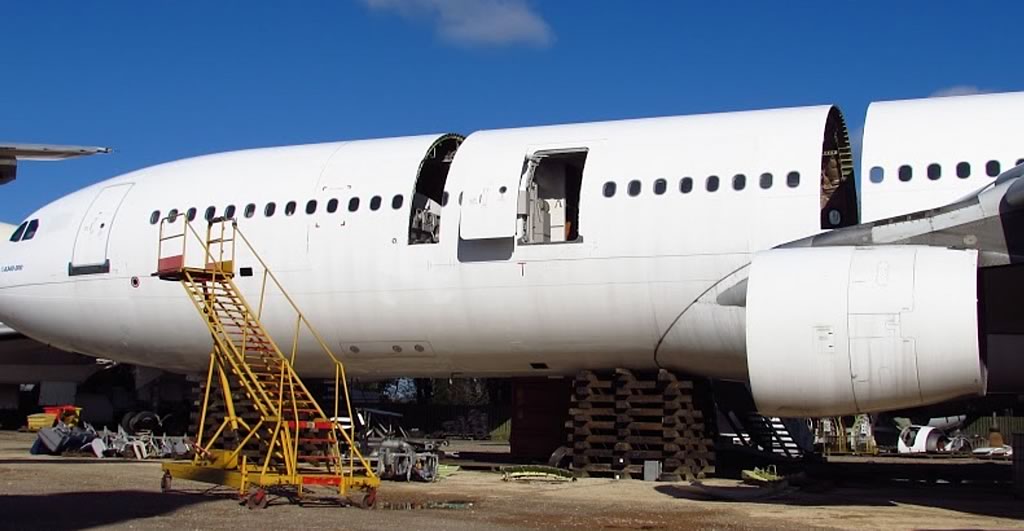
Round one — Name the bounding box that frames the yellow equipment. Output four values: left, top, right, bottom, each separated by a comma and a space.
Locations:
155, 216, 379, 509
26, 413, 57, 432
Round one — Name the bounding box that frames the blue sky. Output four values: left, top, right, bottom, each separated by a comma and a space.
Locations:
1, 1, 1022, 223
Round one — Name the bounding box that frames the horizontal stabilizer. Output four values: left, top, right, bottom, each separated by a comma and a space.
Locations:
0, 143, 111, 161
0, 143, 111, 185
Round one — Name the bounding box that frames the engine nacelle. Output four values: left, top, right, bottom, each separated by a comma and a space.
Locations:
746, 246, 984, 416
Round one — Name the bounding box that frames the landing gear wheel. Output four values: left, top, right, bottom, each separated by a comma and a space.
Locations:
246, 488, 269, 510
359, 488, 377, 509
160, 471, 172, 493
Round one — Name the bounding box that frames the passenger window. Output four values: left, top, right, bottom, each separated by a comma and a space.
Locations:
9, 222, 27, 242
348, 197, 360, 212
370, 196, 382, 211
187, 207, 197, 222
224, 205, 236, 219
1017, 158, 1024, 166
602, 182, 616, 197
732, 174, 746, 191
869, 167, 884, 183
22, 220, 39, 241
204, 206, 216, 221
327, 198, 339, 213
706, 175, 720, 192
927, 163, 941, 180
149, 211, 160, 225
441, 192, 450, 206
957, 162, 971, 178
680, 177, 693, 194
305, 200, 317, 215
264, 202, 276, 217
786, 171, 800, 188
285, 201, 297, 216
654, 179, 666, 195
244, 203, 256, 218
987, 160, 1001, 177
167, 209, 179, 223
759, 172, 773, 189
898, 165, 912, 181
627, 180, 641, 196
392, 194, 404, 209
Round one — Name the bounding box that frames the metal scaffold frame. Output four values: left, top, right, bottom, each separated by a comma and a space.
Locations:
154, 215, 379, 508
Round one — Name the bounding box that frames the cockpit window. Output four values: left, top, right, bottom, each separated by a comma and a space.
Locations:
22, 220, 39, 241
9, 222, 27, 242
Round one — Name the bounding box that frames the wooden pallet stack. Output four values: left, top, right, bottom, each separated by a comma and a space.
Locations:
568, 369, 715, 480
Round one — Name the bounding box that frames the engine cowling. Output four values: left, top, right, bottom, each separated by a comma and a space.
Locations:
746, 245, 984, 416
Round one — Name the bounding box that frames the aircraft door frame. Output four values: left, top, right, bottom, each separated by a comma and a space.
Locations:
69, 183, 134, 275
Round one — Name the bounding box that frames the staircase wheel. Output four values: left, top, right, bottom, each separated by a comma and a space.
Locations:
246, 488, 269, 510
160, 471, 172, 493
359, 488, 377, 510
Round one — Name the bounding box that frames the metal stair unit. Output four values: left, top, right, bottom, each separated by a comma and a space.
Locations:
155, 215, 379, 508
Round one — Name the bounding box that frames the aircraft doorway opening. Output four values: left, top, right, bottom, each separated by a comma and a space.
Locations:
518, 149, 588, 244
820, 106, 858, 230
409, 134, 464, 244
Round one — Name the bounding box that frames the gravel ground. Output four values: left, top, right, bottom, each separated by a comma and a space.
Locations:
0, 432, 1021, 530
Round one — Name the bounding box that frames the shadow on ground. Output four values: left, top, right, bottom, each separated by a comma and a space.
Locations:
655, 481, 1024, 521
0, 489, 225, 530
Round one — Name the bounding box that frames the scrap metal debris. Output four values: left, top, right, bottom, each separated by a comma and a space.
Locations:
31, 422, 192, 460
338, 408, 445, 482
501, 465, 576, 483
741, 465, 784, 485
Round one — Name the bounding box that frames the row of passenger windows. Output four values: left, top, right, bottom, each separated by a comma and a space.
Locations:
149, 194, 411, 225
869, 159, 1023, 184
8, 219, 39, 242
602, 171, 802, 198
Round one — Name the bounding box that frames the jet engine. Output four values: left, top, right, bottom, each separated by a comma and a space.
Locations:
745, 246, 984, 416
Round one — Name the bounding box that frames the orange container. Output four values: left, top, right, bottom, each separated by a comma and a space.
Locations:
42, 405, 81, 426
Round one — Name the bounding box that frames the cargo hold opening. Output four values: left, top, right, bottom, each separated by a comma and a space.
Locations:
820, 106, 858, 229
409, 134, 464, 244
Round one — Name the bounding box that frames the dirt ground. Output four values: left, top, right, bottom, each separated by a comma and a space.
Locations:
0, 432, 1021, 530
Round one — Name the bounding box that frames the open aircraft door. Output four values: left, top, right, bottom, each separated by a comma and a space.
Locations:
69, 183, 133, 275
456, 136, 596, 245
457, 142, 528, 241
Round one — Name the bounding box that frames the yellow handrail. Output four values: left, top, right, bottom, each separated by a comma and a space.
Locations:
161, 215, 377, 484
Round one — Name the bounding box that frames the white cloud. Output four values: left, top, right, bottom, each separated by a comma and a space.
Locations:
930, 85, 989, 98
362, 0, 553, 48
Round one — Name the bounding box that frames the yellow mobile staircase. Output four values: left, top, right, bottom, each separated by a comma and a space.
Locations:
154, 216, 379, 509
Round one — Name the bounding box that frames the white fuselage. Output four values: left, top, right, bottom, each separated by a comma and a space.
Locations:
1, 92, 1022, 386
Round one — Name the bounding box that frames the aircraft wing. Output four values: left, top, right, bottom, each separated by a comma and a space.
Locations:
1, 143, 111, 185
0, 143, 111, 161
783, 162, 1024, 266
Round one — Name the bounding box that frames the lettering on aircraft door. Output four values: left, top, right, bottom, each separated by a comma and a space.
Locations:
69, 183, 134, 275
